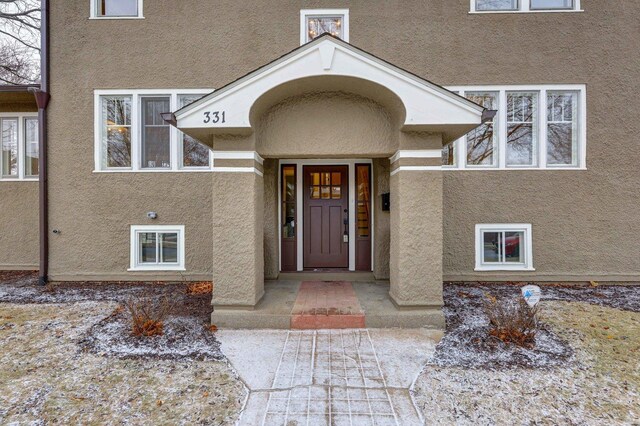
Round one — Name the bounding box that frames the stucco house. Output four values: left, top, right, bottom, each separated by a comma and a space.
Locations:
1, 1, 638, 328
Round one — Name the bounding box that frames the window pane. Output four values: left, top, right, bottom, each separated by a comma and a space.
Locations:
442, 142, 455, 166
547, 91, 578, 166
282, 166, 296, 240
310, 186, 320, 199
24, 118, 38, 176
466, 92, 498, 166
331, 186, 341, 199
100, 0, 138, 16
160, 233, 178, 263
307, 16, 343, 41
482, 232, 502, 263
504, 232, 524, 263
283, 203, 296, 238
476, 0, 518, 11
139, 232, 157, 263
1, 118, 18, 177
321, 186, 330, 199
102, 96, 131, 168
530, 0, 573, 9
179, 95, 209, 167
507, 92, 538, 166
356, 165, 370, 238
141, 97, 171, 169
283, 166, 296, 202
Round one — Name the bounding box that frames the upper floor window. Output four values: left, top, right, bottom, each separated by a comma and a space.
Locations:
472, 0, 580, 12
1, 114, 38, 180
443, 85, 586, 170
91, 0, 143, 19
95, 90, 212, 172
300, 9, 349, 45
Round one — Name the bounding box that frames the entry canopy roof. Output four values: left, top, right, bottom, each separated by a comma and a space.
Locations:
172, 34, 493, 143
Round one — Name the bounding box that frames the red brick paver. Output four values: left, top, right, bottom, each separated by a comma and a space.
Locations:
291, 281, 365, 329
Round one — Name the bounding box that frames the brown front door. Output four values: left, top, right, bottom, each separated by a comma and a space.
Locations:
303, 165, 349, 269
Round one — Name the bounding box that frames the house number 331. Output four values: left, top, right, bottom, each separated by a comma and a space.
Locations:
203, 111, 226, 124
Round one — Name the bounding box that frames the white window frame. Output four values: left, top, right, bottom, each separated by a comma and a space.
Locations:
470, 0, 582, 13
129, 225, 185, 271
475, 224, 534, 271
444, 85, 586, 170
0, 112, 39, 181
300, 9, 350, 45
94, 89, 213, 172
90, 0, 144, 19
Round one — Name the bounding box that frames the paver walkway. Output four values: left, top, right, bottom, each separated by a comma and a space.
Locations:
218, 328, 441, 426
291, 282, 365, 329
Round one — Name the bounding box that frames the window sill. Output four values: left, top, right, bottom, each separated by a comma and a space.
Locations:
89, 16, 145, 20
0, 178, 39, 182
469, 10, 583, 14
443, 167, 586, 171
475, 266, 536, 272
93, 169, 213, 173
128, 267, 186, 272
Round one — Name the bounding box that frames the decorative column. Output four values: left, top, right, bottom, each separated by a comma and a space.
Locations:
388, 147, 444, 321
211, 152, 265, 309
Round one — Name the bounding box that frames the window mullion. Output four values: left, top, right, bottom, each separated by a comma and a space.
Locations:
17, 116, 24, 179
522, 0, 530, 12
498, 90, 507, 169
155, 232, 161, 265
500, 231, 506, 263
131, 94, 140, 171
171, 93, 179, 171
539, 89, 548, 169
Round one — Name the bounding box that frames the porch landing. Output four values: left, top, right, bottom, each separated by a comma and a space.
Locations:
211, 280, 445, 329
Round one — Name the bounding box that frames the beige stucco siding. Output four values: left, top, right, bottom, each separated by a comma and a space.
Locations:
0, 183, 38, 269
42, 1, 640, 281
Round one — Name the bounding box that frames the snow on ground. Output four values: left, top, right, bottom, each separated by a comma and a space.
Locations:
0, 302, 246, 425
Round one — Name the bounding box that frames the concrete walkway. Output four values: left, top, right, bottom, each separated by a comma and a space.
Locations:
218, 328, 442, 425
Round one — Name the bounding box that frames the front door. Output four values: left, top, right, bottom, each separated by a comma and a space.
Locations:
303, 165, 349, 269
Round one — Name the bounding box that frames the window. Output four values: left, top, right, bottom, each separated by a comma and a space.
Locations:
475, 224, 534, 271
300, 9, 349, 44
443, 85, 585, 170
179, 94, 210, 168
0, 114, 39, 180
92, 0, 143, 18
95, 90, 212, 172
471, 0, 580, 12
130, 225, 185, 271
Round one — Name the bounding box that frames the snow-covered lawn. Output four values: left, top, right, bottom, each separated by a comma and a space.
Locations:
0, 301, 246, 425
413, 285, 640, 425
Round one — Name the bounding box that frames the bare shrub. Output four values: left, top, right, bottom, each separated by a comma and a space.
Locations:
186, 281, 213, 295
483, 294, 538, 348
125, 295, 175, 337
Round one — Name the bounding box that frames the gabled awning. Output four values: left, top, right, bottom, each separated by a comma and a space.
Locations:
170, 34, 491, 144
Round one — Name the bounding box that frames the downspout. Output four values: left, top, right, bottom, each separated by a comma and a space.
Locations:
34, 0, 50, 286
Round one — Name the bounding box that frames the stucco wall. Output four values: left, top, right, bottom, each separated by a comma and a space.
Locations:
263, 159, 279, 279
0, 182, 39, 269
45, 1, 640, 282
373, 159, 390, 279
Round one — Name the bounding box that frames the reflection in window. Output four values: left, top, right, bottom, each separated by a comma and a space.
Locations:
547, 91, 578, 166
282, 166, 296, 239
482, 231, 524, 264
138, 231, 179, 265
98, 0, 139, 17
356, 165, 370, 238
141, 96, 171, 169
24, 118, 39, 176
307, 16, 343, 41
530, 0, 573, 9
1, 118, 18, 177
507, 92, 538, 166
466, 92, 498, 166
476, 0, 518, 11
179, 94, 210, 167
102, 96, 132, 168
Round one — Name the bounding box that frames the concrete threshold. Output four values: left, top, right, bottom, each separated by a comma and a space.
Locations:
211, 280, 445, 329
276, 271, 377, 282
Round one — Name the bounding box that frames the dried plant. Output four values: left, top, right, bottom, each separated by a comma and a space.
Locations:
186, 281, 213, 295
483, 294, 538, 348
125, 295, 175, 337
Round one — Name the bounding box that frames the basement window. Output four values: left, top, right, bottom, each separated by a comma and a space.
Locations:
129, 225, 185, 271
300, 9, 349, 44
475, 224, 534, 271
471, 0, 580, 12
92, 0, 143, 19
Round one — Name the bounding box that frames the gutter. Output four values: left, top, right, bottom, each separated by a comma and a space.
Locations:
33, 0, 50, 286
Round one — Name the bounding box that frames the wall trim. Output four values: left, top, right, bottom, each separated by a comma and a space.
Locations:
212, 166, 263, 176
389, 149, 441, 164
212, 151, 264, 165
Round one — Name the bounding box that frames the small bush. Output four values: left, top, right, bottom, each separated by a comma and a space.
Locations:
186, 281, 213, 295
125, 295, 175, 337
483, 294, 538, 348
